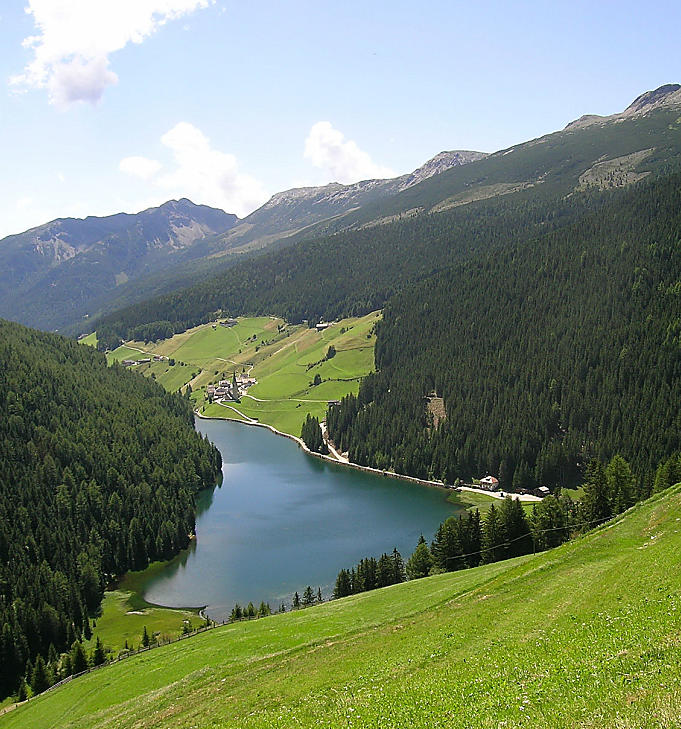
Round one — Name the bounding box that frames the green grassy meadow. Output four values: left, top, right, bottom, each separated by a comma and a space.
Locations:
7, 485, 681, 728
106, 312, 379, 436
85, 589, 203, 657
448, 489, 536, 515
78, 332, 98, 347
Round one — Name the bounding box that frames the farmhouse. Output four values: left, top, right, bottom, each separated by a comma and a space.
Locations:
220, 319, 239, 328
315, 322, 331, 331
479, 475, 500, 491
122, 359, 136, 367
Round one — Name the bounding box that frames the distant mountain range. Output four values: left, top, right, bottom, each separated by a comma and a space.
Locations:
0, 150, 486, 331
0, 199, 237, 330
2, 84, 681, 333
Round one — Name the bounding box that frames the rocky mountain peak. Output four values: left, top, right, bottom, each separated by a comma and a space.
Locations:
565, 84, 681, 130
397, 150, 489, 191
621, 83, 681, 117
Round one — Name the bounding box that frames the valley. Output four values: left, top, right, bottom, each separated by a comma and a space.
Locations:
3, 78, 681, 726
106, 312, 379, 437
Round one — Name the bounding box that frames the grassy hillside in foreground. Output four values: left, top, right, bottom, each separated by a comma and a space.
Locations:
106, 312, 378, 436
7, 485, 681, 728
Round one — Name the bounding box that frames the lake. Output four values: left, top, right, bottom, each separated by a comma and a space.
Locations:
142, 419, 461, 619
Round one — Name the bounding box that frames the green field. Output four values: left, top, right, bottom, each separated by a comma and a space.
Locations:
85, 589, 203, 658
107, 312, 379, 436
78, 332, 98, 347
448, 489, 536, 515
7, 484, 681, 728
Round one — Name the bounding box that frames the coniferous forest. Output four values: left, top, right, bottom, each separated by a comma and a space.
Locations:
327, 172, 681, 489
0, 320, 222, 698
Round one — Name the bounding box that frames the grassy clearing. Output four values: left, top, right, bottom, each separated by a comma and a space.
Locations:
107, 312, 378, 436
85, 591, 203, 657
8, 485, 681, 728
448, 489, 536, 515
78, 332, 98, 347
83, 563, 205, 658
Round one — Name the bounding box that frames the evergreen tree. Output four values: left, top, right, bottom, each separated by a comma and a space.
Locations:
302, 586, 315, 607
406, 536, 433, 579
498, 496, 532, 558
71, 642, 88, 674
333, 569, 352, 598
92, 637, 106, 667
481, 504, 505, 564
141, 626, 150, 648
606, 454, 636, 514
17, 678, 28, 702
582, 460, 612, 525
292, 592, 301, 609
391, 548, 406, 583
30, 655, 50, 695
230, 604, 243, 621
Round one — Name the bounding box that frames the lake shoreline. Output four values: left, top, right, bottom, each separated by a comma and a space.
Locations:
194, 409, 453, 492
194, 409, 542, 502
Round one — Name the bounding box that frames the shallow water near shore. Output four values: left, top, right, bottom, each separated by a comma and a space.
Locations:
142, 419, 461, 619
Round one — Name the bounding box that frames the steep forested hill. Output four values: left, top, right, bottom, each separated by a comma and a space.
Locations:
94, 96, 681, 349
95, 186, 613, 349
0, 320, 222, 698
328, 172, 681, 489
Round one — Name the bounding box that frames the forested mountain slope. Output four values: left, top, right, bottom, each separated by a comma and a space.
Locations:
94, 89, 681, 350
0, 199, 237, 332
0, 320, 222, 698
328, 172, 681, 489
6, 484, 681, 728
96, 185, 613, 349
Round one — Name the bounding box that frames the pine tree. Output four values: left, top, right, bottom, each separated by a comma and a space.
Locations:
498, 496, 532, 558
405, 536, 433, 579
302, 586, 315, 606
71, 642, 88, 674
30, 655, 49, 695
292, 592, 301, 609
582, 460, 612, 525
333, 569, 352, 598
230, 604, 243, 621
391, 548, 406, 583
606, 454, 635, 514
141, 626, 150, 648
481, 503, 505, 564
92, 637, 106, 666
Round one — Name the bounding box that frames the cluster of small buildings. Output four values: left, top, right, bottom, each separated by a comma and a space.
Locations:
207, 374, 257, 401
478, 475, 551, 498
121, 354, 167, 367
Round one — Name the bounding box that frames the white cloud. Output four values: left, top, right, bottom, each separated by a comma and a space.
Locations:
119, 155, 162, 180
11, 0, 213, 107
304, 121, 394, 184
119, 122, 268, 217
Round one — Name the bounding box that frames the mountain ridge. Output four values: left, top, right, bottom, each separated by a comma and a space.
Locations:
565, 82, 681, 129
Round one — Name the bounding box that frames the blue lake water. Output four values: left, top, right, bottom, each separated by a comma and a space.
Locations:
142, 419, 461, 619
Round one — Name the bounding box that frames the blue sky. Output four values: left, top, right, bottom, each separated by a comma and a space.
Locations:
1, 0, 680, 238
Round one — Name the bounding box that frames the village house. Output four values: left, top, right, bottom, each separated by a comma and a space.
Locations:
315, 322, 331, 332
122, 359, 136, 367
220, 319, 239, 328
479, 475, 500, 491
